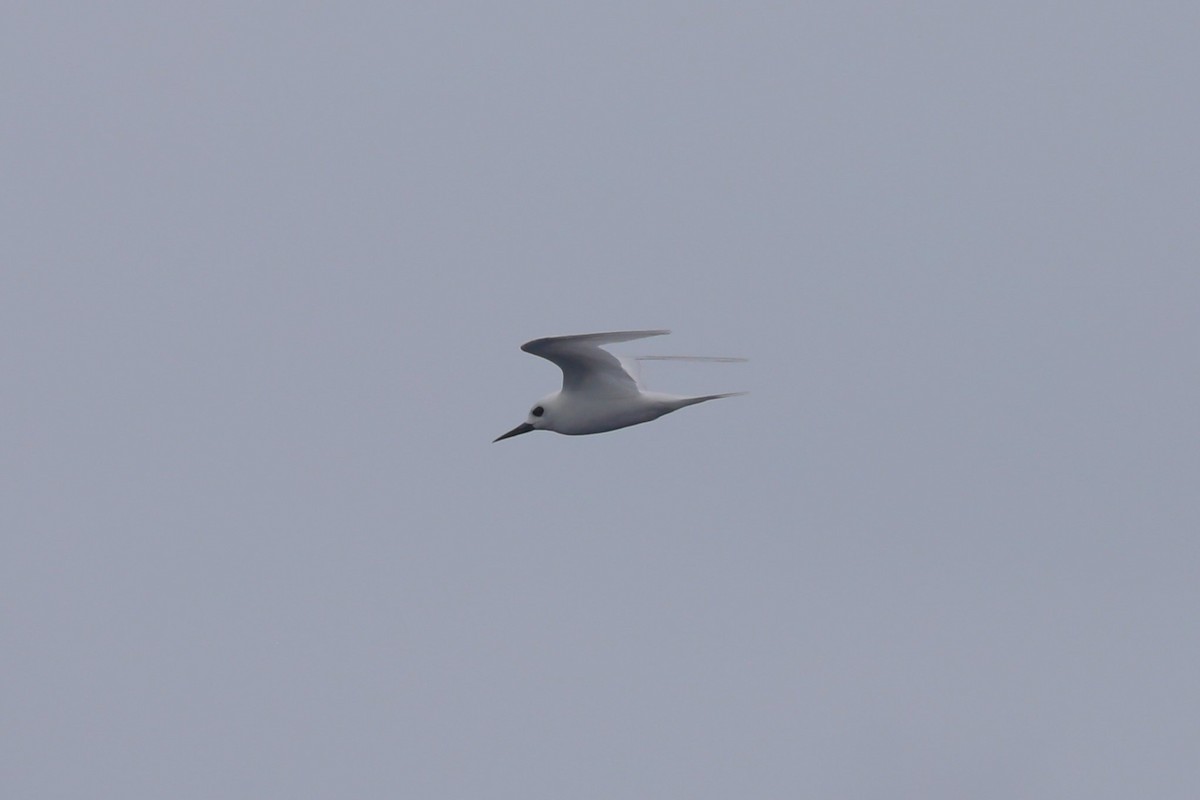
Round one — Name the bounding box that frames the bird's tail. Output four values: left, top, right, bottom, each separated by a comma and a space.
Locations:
671, 391, 749, 409
633, 357, 749, 408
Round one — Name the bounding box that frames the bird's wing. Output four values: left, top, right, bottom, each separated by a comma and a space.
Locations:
616, 355, 645, 390
521, 329, 669, 396
621, 355, 747, 392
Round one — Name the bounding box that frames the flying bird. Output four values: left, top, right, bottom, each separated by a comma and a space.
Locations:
494, 329, 746, 441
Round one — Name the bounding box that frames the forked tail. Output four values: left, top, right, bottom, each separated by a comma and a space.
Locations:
672, 391, 748, 409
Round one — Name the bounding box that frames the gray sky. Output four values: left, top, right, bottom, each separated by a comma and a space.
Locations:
4, 3, 1198, 798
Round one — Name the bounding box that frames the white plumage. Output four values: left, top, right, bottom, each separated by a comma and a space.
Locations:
494, 330, 746, 441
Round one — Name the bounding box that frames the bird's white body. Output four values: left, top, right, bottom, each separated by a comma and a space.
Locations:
494, 330, 745, 441
528, 389, 706, 435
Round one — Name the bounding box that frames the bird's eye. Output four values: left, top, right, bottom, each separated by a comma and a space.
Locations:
531, 406, 544, 417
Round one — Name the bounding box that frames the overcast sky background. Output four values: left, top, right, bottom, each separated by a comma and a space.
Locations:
3, 3, 1199, 798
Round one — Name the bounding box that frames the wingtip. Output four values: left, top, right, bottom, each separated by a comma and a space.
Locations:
520, 329, 671, 353
635, 355, 748, 363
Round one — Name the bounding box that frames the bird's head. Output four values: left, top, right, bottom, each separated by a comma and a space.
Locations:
493, 394, 557, 442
